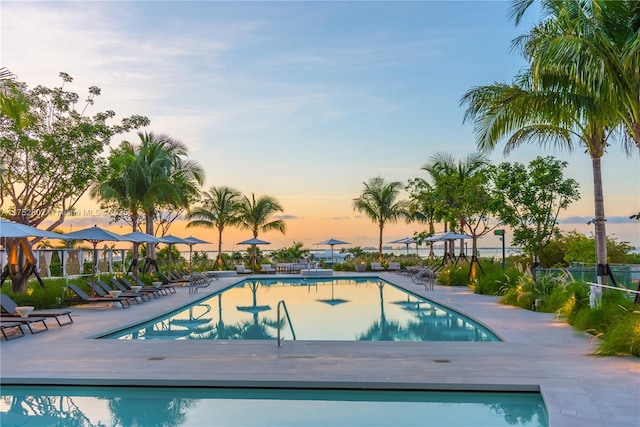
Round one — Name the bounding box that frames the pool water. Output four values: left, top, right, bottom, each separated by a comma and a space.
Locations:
0, 386, 549, 427
103, 278, 500, 341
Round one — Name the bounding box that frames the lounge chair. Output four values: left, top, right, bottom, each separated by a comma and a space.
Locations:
110, 277, 161, 299
95, 280, 150, 302
370, 262, 385, 271
134, 275, 176, 294
0, 321, 26, 340
120, 276, 176, 295
388, 262, 401, 271
157, 271, 187, 284
65, 284, 131, 308
260, 264, 276, 274
0, 294, 73, 326
0, 315, 48, 334
119, 276, 169, 296
235, 265, 252, 274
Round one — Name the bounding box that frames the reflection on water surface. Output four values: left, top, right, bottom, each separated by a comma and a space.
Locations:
104, 278, 500, 342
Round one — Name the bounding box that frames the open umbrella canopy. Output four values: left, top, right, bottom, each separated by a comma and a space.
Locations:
64, 225, 124, 242
316, 238, 350, 246
237, 237, 270, 245
120, 231, 167, 244
315, 238, 350, 266
424, 231, 472, 242
63, 225, 124, 297
389, 236, 419, 255
162, 234, 191, 245
0, 219, 71, 240
184, 236, 211, 245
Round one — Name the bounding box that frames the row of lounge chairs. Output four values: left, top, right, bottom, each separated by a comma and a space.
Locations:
64, 276, 177, 309
0, 293, 72, 340
370, 262, 401, 272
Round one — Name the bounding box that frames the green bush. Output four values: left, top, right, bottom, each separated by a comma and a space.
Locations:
594, 313, 640, 357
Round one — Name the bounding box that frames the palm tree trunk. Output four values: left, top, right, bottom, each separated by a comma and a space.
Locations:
378, 222, 384, 262
130, 216, 139, 277
145, 212, 157, 273
217, 227, 223, 269
591, 153, 609, 287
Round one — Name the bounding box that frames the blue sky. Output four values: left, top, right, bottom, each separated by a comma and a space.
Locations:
2, 1, 639, 250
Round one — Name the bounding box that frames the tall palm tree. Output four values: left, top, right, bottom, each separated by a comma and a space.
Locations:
461, 0, 639, 285
235, 193, 287, 268
186, 186, 242, 269
509, 0, 640, 148
90, 141, 146, 275
353, 176, 411, 262
137, 132, 204, 272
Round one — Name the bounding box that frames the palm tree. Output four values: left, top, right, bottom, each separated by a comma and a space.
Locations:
509, 0, 640, 148
137, 132, 204, 272
235, 193, 287, 268
353, 176, 411, 262
186, 186, 242, 269
90, 141, 146, 275
461, 0, 639, 285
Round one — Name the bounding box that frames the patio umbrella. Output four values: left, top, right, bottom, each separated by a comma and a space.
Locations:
316, 238, 350, 266
64, 225, 124, 297
237, 237, 271, 269
425, 231, 472, 263
162, 234, 191, 277
183, 236, 210, 289
389, 237, 419, 256
121, 231, 168, 274
0, 219, 71, 240
0, 219, 71, 287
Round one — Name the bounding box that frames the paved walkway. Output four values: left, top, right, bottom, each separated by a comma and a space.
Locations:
1, 273, 638, 427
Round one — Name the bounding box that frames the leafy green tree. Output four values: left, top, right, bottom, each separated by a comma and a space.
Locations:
420, 153, 496, 275
492, 156, 580, 267
1, 72, 148, 292
406, 179, 438, 261
186, 186, 242, 269
353, 176, 411, 262
460, 1, 639, 286
539, 231, 637, 268
235, 193, 287, 268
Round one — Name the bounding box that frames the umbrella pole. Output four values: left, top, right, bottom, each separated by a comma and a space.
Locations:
168, 243, 172, 277
91, 242, 98, 298
189, 244, 193, 289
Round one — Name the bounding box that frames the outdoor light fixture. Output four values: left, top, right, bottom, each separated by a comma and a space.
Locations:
586, 219, 596, 225
630, 213, 640, 222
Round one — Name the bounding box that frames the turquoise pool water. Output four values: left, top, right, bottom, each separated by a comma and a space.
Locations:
0, 386, 548, 427
103, 278, 500, 341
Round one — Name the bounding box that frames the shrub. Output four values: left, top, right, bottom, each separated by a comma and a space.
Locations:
594, 313, 640, 357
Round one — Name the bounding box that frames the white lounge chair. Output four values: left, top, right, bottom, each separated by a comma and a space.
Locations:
235, 265, 252, 274
388, 262, 401, 271
370, 262, 384, 271
260, 264, 276, 274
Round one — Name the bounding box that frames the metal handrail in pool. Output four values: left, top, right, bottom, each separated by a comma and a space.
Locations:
276, 300, 297, 347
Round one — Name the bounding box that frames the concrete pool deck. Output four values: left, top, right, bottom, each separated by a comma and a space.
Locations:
1, 273, 638, 427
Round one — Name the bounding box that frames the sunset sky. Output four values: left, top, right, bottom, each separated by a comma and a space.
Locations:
2, 1, 639, 252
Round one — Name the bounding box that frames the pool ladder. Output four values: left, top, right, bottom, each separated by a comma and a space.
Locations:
276, 300, 297, 347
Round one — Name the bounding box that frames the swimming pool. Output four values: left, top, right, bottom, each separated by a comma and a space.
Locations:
102, 278, 500, 341
0, 385, 549, 427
